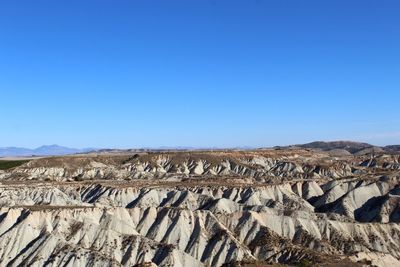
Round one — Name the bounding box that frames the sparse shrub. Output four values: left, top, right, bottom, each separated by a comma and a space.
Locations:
298, 259, 313, 267
0, 160, 29, 170
74, 176, 84, 181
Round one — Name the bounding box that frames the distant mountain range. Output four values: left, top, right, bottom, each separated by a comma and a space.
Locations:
1, 141, 399, 157
0, 145, 95, 157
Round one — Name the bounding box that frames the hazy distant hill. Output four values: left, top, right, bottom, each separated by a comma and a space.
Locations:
0, 145, 94, 157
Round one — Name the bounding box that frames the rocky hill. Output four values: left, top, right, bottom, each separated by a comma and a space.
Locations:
0, 148, 399, 266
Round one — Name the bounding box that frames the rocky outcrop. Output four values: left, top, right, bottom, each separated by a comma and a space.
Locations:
0, 149, 399, 266
0, 151, 385, 181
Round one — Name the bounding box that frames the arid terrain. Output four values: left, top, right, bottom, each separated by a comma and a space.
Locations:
1, 142, 400, 267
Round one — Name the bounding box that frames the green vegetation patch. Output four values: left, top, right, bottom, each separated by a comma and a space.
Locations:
0, 160, 29, 170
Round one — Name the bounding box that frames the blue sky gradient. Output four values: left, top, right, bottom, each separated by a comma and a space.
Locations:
1, 0, 399, 148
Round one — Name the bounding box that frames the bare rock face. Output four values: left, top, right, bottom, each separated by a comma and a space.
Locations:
0, 149, 399, 266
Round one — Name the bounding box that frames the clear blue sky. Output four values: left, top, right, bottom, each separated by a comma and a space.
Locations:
1, 0, 399, 148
